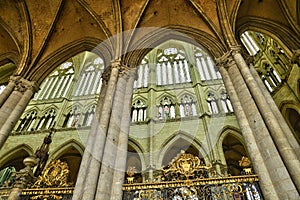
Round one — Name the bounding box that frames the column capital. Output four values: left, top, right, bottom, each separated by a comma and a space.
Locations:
291, 49, 300, 65
102, 60, 134, 83
14, 78, 39, 94
229, 45, 242, 56
9, 75, 22, 84
215, 51, 236, 70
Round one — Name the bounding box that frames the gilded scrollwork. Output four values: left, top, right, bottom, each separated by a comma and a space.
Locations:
163, 151, 211, 181
32, 160, 72, 188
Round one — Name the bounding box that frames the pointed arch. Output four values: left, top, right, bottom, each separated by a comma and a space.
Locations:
127, 138, 146, 171
0, 144, 33, 171
123, 26, 226, 67
279, 101, 300, 143
50, 139, 84, 184
158, 131, 208, 168
127, 138, 146, 183
28, 38, 113, 84
236, 17, 300, 51
217, 126, 249, 176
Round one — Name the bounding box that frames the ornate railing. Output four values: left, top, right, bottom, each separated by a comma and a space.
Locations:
123, 152, 263, 200
122, 175, 262, 200
20, 188, 74, 200
1, 152, 263, 200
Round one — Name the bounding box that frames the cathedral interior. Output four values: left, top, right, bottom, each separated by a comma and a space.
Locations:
0, 0, 299, 199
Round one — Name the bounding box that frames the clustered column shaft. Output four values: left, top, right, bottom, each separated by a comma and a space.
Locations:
0, 77, 38, 149
72, 61, 136, 200
217, 50, 300, 199
232, 49, 300, 192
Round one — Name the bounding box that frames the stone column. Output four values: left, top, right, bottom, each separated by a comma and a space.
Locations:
217, 58, 281, 200
0, 78, 38, 149
0, 76, 22, 128
72, 61, 120, 200
217, 53, 299, 199
232, 48, 300, 192
248, 62, 300, 158
105, 68, 136, 200
95, 66, 132, 200
0, 76, 20, 108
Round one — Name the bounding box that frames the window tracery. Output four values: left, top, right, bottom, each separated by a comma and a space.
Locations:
194, 47, 222, 81
17, 110, 38, 132
207, 92, 219, 114
158, 97, 176, 120
179, 94, 197, 117
220, 90, 234, 113
35, 63, 75, 100
131, 99, 147, 122
156, 47, 191, 86
36, 109, 56, 130
74, 57, 105, 96
134, 57, 149, 89
82, 105, 96, 126
258, 63, 282, 92
63, 106, 81, 128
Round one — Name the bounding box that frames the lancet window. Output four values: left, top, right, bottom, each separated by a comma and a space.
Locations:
258, 63, 282, 92
73, 57, 104, 96
131, 99, 147, 122
207, 92, 219, 114
156, 47, 191, 86
63, 106, 81, 128
179, 94, 197, 117
36, 109, 56, 130
35, 62, 75, 100
220, 90, 234, 113
16, 110, 38, 132
158, 97, 176, 120
194, 47, 222, 81
134, 57, 149, 89
240, 32, 260, 56
82, 105, 96, 126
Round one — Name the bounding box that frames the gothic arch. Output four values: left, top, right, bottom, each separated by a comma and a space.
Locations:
131, 95, 148, 106
51, 139, 84, 160
127, 138, 146, 173
156, 92, 177, 104
123, 27, 226, 67
217, 127, 249, 175
280, 101, 300, 143
28, 38, 113, 84
50, 140, 84, 184
158, 131, 208, 168
177, 90, 196, 101
0, 144, 33, 171
236, 17, 300, 52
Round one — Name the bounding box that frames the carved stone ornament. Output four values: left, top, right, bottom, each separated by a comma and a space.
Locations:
14, 78, 39, 94
163, 150, 211, 181
216, 52, 236, 70
32, 160, 72, 188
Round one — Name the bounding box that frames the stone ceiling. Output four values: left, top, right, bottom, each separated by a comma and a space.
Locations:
0, 0, 298, 83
